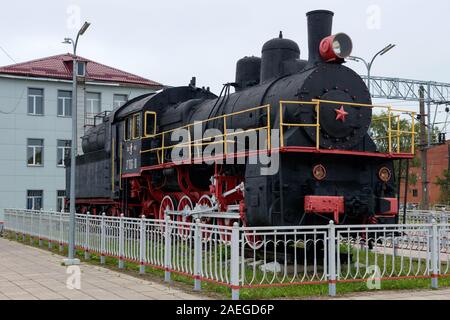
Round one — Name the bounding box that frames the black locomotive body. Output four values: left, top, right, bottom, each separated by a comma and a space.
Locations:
67, 10, 411, 229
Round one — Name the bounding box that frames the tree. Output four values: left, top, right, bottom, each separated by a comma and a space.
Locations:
370, 111, 418, 155
436, 170, 450, 205
370, 112, 420, 190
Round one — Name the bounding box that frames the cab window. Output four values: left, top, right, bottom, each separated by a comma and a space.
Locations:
145, 112, 157, 137
133, 114, 141, 139
124, 117, 132, 141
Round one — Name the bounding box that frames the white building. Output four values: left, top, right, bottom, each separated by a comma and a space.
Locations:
0, 54, 163, 218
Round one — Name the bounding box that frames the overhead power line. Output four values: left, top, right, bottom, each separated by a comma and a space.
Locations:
0, 45, 17, 64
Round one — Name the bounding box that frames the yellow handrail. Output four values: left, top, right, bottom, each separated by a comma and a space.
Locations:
139, 99, 416, 165
279, 101, 319, 150
111, 138, 115, 193
141, 104, 271, 164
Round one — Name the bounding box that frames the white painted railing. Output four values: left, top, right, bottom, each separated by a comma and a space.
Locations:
3, 209, 450, 300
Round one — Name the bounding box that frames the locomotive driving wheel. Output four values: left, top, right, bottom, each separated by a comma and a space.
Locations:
241, 202, 264, 250
177, 196, 194, 238
159, 195, 176, 221
217, 203, 239, 243
243, 222, 264, 250
197, 195, 215, 240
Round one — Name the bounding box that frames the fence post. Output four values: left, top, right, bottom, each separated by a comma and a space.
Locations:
14, 211, 19, 241
100, 213, 106, 265
193, 219, 202, 291
38, 210, 42, 247
28, 212, 32, 244
139, 215, 146, 274
59, 212, 64, 252
164, 216, 172, 283
48, 213, 53, 250
119, 213, 125, 269
328, 221, 337, 297
230, 222, 240, 301
22, 211, 26, 242
85, 212, 90, 260
393, 237, 398, 257
430, 219, 439, 289
30, 212, 35, 245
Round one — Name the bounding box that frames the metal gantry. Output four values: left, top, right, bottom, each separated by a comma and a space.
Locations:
362, 75, 450, 104
362, 75, 450, 146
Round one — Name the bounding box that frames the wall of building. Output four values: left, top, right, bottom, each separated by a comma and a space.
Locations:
0, 76, 154, 219
400, 142, 450, 208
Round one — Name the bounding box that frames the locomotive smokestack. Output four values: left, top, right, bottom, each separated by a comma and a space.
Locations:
307, 10, 334, 65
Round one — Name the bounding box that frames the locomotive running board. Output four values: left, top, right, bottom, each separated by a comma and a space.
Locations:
165, 209, 240, 220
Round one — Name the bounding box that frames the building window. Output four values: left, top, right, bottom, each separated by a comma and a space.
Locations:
57, 90, 72, 117
28, 88, 44, 115
57, 190, 66, 212
77, 61, 86, 77
57, 140, 72, 167
27, 190, 43, 210
85, 92, 101, 126
27, 139, 44, 166
412, 189, 418, 198
113, 94, 128, 108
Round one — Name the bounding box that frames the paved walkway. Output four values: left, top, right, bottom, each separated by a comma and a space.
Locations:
332, 288, 450, 300
0, 238, 204, 300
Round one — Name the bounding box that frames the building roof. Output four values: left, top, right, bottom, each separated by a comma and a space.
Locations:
0, 53, 163, 89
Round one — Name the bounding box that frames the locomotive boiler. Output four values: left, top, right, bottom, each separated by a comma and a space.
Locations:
67, 10, 415, 234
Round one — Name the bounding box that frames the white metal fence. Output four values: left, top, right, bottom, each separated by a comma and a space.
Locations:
3, 209, 450, 300
405, 210, 450, 224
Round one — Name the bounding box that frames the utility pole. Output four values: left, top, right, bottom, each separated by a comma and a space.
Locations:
427, 82, 432, 147
62, 22, 91, 266
419, 86, 430, 210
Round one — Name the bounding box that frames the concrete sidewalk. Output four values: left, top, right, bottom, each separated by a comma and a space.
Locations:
332, 288, 450, 300
0, 238, 205, 300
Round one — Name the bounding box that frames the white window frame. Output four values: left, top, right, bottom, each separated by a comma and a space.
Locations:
85, 92, 101, 125
27, 139, 44, 167
113, 94, 128, 109
57, 90, 72, 117
28, 88, 44, 116
57, 140, 71, 167
57, 190, 66, 212
27, 190, 43, 210
77, 61, 86, 77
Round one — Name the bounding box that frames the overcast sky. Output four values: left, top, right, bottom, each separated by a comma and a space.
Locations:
1, 0, 449, 124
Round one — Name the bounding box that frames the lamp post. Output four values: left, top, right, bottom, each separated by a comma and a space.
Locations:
62, 21, 91, 266
348, 44, 396, 94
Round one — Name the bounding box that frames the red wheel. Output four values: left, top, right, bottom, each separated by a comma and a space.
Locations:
159, 196, 176, 221
197, 195, 215, 240
177, 196, 193, 237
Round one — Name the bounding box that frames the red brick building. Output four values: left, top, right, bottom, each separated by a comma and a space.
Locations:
400, 141, 450, 207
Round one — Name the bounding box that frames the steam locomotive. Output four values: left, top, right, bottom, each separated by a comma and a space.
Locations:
67, 10, 413, 229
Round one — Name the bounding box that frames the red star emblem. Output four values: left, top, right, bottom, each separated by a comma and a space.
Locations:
335, 106, 349, 122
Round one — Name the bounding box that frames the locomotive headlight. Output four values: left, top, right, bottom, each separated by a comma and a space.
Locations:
320, 33, 353, 61
379, 167, 392, 183
313, 164, 327, 181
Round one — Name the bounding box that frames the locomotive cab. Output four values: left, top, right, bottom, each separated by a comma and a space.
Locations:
122, 112, 143, 175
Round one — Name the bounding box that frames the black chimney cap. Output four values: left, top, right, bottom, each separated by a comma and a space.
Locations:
306, 10, 334, 16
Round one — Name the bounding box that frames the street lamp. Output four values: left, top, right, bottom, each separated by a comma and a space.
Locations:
348, 44, 396, 94
62, 21, 91, 266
